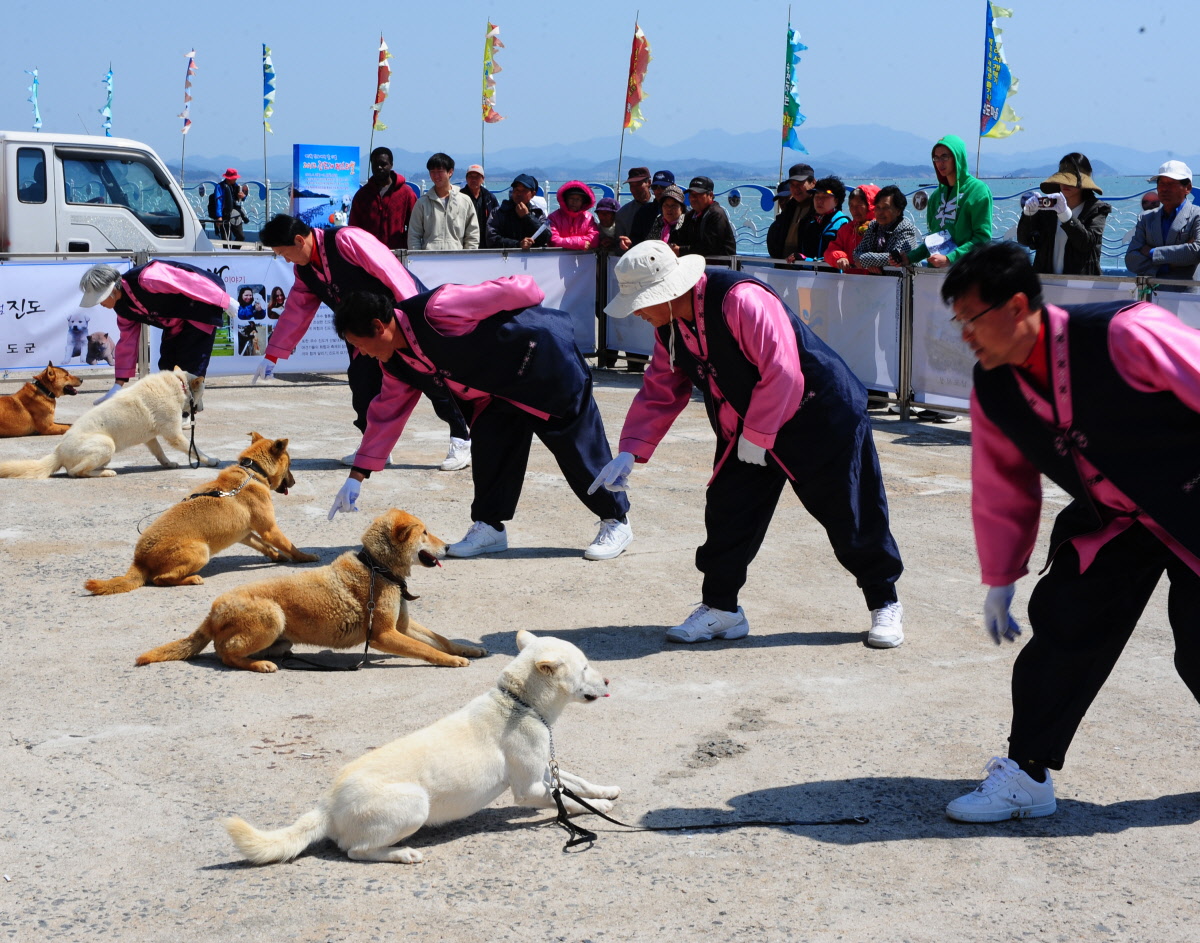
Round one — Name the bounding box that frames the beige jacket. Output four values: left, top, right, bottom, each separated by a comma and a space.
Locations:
408, 184, 480, 250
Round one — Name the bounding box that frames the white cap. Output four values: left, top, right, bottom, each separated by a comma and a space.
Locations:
1149, 160, 1193, 183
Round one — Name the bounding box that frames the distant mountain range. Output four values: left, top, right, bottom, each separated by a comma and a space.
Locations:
166, 124, 1193, 187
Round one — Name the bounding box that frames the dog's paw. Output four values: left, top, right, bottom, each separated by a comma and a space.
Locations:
447, 656, 471, 668
202, 455, 220, 467
580, 798, 614, 814
592, 785, 621, 801
459, 645, 488, 658
162, 460, 180, 469
98, 469, 117, 478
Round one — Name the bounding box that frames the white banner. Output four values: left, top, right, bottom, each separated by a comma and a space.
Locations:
0, 259, 128, 375
742, 262, 901, 390
407, 250, 598, 354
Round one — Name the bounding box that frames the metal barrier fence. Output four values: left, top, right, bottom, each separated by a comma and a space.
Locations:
3, 248, 1197, 420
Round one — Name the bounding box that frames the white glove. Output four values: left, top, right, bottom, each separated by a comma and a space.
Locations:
1021, 194, 1041, 216
737, 434, 768, 465
225, 295, 239, 320
93, 382, 122, 406
328, 478, 361, 521
252, 358, 276, 385
588, 451, 636, 494
983, 584, 1022, 645
1051, 191, 1071, 223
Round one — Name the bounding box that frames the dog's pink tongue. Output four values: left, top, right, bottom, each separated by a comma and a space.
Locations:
434, 559, 443, 567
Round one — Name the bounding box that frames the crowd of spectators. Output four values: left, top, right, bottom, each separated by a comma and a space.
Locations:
346, 141, 1200, 291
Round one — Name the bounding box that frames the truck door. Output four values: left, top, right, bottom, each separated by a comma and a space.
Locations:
7, 145, 56, 253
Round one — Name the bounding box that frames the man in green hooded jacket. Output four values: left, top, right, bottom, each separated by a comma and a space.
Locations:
907, 134, 993, 268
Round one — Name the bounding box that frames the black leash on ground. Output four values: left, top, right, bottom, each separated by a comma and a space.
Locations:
550, 786, 869, 852
184, 393, 203, 470
278, 548, 415, 672
496, 687, 869, 852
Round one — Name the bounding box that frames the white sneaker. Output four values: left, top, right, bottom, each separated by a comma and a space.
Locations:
583, 518, 632, 560
341, 452, 395, 467
439, 437, 471, 471
867, 601, 904, 648
946, 757, 1056, 823
446, 521, 508, 558
666, 605, 749, 644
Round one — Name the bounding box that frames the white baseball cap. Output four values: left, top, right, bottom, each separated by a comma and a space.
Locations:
1148, 160, 1193, 183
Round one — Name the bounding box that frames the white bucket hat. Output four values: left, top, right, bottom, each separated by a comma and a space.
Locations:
604, 242, 706, 318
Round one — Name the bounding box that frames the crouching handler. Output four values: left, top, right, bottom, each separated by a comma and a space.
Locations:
79, 261, 231, 404
329, 276, 633, 561
593, 241, 904, 645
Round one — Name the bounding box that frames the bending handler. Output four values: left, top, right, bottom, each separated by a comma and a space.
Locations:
943, 241, 1200, 822
256, 214, 471, 471
329, 277, 633, 562
593, 242, 904, 645
79, 261, 231, 404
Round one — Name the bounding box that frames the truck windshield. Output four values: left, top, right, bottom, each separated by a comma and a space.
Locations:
62, 155, 183, 238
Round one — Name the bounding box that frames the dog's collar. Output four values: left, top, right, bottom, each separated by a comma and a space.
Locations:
33, 378, 57, 400
497, 684, 553, 732
238, 457, 270, 481
356, 548, 418, 601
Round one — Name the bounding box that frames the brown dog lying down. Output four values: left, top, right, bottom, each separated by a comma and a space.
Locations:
135, 509, 488, 672
0, 362, 82, 437
85, 432, 317, 595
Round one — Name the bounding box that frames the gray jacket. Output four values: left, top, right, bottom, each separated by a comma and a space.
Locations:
1125, 200, 1200, 288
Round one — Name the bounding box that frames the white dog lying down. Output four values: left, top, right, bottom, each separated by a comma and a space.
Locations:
226, 630, 621, 864
0, 368, 218, 478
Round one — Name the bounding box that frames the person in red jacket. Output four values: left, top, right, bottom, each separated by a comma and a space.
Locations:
824, 185, 879, 274
348, 147, 416, 250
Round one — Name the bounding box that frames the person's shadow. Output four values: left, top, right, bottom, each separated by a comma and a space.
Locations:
627, 778, 1200, 842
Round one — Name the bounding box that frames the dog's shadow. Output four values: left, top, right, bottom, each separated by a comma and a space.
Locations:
477, 625, 864, 660
634, 779, 1200, 844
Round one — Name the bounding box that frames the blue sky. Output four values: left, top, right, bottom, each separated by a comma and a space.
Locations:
1, 0, 1190, 165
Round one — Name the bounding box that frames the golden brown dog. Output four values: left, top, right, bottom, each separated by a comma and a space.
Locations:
135, 509, 487, 672
85, 432, 317, 595
0, 362, 82, 437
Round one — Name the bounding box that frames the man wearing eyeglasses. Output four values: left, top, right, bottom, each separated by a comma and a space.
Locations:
940, 240, 1200, 823
906, 135, 992, 269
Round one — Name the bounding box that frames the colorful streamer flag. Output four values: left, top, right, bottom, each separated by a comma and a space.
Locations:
980, 3, 1021, 139
25, 68, 41, 132
482, 22, 504, 124
623, 24, 651, 132
179, 50, 196, 134
263, 44, 276, 133
100, 65, 113, 137
372, 35, 393, 131
781, 26, 808, 153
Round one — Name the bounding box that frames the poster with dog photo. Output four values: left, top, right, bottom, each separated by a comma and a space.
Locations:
0, 260, 126, 373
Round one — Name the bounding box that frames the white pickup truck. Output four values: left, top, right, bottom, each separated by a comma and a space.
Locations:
0, 130, 213, 255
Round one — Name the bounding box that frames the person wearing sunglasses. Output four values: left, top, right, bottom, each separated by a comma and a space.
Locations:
941, 240, 1200, 823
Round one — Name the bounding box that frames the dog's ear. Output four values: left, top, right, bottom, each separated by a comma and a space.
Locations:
46, 361, 54, 369
271, 438, 289, 456
535, 654, 563, 677
391, 517, 418, 544
248, 431, 264, 442
516, 629, 537, 651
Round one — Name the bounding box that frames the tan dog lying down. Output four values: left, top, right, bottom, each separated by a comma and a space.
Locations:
225, 630, 620, 864
0, 362, 82, 437
85, 432, 317, 594
135, 509, 486, 672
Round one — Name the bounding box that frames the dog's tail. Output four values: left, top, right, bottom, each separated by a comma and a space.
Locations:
84, 564, 148, 596
134, 616, 213, 665
0, 451, 61, 479
224, 808, 329, 865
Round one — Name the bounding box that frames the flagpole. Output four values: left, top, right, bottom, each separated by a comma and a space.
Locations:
779, 6, 791, 184
263, 121, 270, 221
616, 12, 640, 195
180, 136, 187, 190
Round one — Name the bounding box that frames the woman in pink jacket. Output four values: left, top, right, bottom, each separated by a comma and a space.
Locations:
549, 180, 599, 250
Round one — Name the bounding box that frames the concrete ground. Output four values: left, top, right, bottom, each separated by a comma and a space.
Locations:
1, 369, 1197, 943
